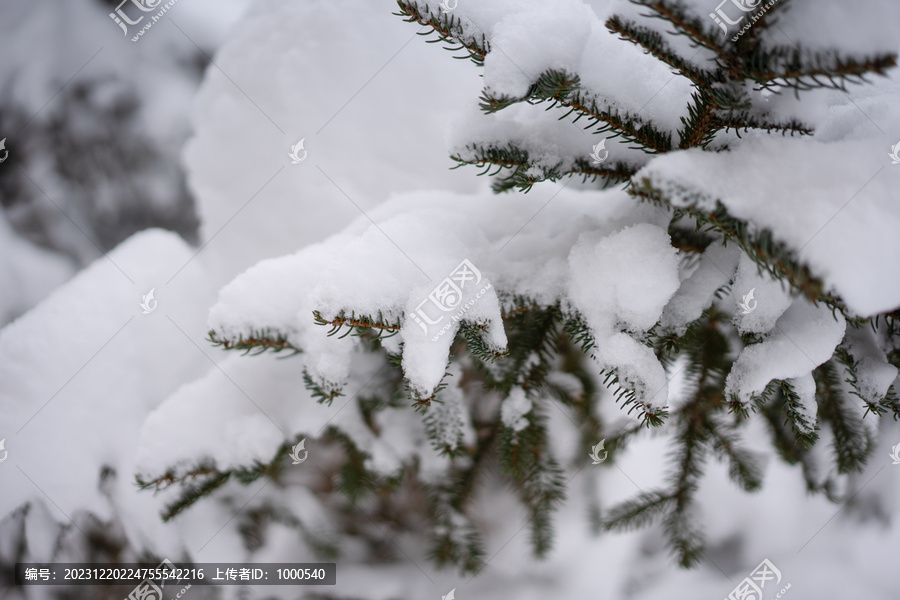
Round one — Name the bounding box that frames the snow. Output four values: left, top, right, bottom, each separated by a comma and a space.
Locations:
842, 326, 900, 406
661, 241, 740, 335
638, 136, 900, 317
0, 211, 74, 326
568, 223, 680, 409
501, 387, 533, 432
0, 228, 215, 541
427, 0, 695, 136
725, 297, 847, 405
4, 0, 900, 599
786, 373, 818, 436
731, 251, 793, 335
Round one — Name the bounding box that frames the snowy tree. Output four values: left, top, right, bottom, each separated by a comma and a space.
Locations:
3, 1, 900, 599
139, 0, 900, 574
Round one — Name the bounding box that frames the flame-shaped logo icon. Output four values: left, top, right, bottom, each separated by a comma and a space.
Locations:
0, 138, 8, 163
289, 438, 308, 464
0, 438, 7, 464
589, 439, 608, 465
738, 287, 757, 314
439, 0, 458, 12
442, 588, 456, 600
140, 288, 157, 314
890, 443, 900, 465
889, 141, 900, 165
289, 139, 307, 164
589, 138, 609, 165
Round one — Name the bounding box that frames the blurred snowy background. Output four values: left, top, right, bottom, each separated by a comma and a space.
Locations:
1, 0, 899, 599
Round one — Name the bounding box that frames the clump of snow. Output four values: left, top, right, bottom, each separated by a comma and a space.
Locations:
842, 327, 899, 406
731, 252, 793, 335
725, 298, 847, 404
568, 223, 680, 409
434, 0, 694, 136
661, 241, 740, 335
501, 386, 533, 432
0, 229, 214, 526
638, 137, 900, 317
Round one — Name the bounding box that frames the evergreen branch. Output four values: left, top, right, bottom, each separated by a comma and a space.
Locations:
208, 329, 301, 356
451, 142, 636, 192
566, 89, 673, 153
744, 46, 897, 92
712, 112, 813, 138
394, 1, 488, 67
606, 16, 718, 88
678, 92, 720, 149
776, 379, 819, 446
630, 0, 726, 54
705, 421, 763, 492
313, 310, 402, 340
303, 369, 345, 406
477, 68, 673, 154
160, 471, 231, 521
603, 490, 674, 531
135, 463, 220, 493
834, 346, 900, 419
814, 361, 871, 474
569, 158, 639, 188
631, 178, 846, 313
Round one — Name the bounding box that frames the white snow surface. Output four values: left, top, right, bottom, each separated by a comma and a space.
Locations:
639, 137, 900, 317
500, 387, 533, 432
725, 297, 847, 404
568, 223, 680, 409
0, 228, 215, 541
731, 251, 794, 335
661, 241, 740, 336
4, 1, 900, 599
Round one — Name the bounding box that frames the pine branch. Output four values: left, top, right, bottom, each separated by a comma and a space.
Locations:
604, 490, 674, 531
744, 46, 897, 93
631, 178, 846, 314
303, 369, 345, 406
208, 329, 301, 355
606, 16, 720, 89
393, 1, 488, 67
313, 310, 401, 340
814, 361, 872, 474
776, 379, 819, 446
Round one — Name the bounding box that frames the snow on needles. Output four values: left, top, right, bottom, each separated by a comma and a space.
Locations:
208, 187, 690, 408
568, 223, 680, 410
725, 297, 847, 406
638, 137, 900, 317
